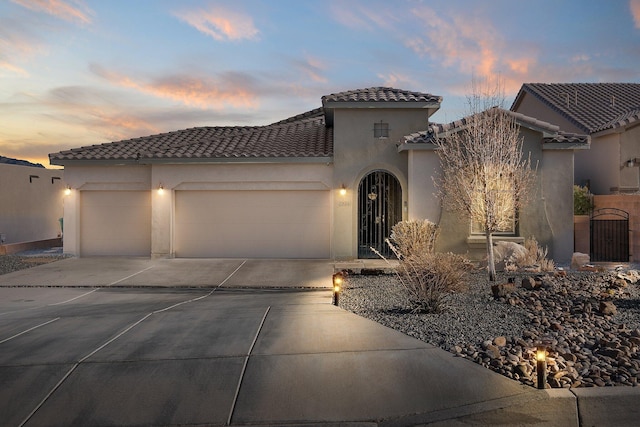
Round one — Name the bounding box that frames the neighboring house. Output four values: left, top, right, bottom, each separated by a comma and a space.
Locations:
49, 87, 583, 262
400, 109, 589, 262
511, 83, 640, 195
0, 161, 65, 244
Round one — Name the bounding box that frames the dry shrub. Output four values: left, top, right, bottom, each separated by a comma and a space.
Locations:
505, 237, 555, 272
390, 219, 438, 258
385, 239, 469, 313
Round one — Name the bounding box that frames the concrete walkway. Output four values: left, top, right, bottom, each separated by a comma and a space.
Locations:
0, 257, 638, 426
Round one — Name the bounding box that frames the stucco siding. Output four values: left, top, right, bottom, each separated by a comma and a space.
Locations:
514, 93, 584, 133
574, 134, 619, 194
0, 164, 65, 244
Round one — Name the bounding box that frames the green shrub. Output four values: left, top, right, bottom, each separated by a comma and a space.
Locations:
574, 185, 593, 215
390, 219, 438, 259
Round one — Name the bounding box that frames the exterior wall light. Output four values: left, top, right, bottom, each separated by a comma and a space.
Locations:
332, 272, 344, 306
157, 184, 164, 195
627, 159, 636, 167
339, 185, 347, 196
536, 347, 547, 389
64, 186, 71, 196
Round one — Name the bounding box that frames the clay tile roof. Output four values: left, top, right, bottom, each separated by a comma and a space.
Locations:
49, 108, 331, 164
321, 87, 442, 104
403, 107, 589, 146
511, 83, 640, 133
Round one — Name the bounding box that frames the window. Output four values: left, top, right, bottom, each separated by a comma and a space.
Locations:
470, 216, 517, 235
373, 121, 389, 139
469, 179, 518, 235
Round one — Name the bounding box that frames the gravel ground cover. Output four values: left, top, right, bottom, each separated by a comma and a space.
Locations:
340, 268, 640, 389
0, 251, 67, 276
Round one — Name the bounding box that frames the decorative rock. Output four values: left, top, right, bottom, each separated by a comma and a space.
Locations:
571, 252, 590, 270
599, 301, 617, 316
491, 282, 515, 298
522, 276, 539, 290
494, 336, 507, 347
485, 344, 502, 359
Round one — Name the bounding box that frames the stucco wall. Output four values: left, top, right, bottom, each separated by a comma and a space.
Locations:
575, 133, 619, 194
619, 124, 640, 191
0, 164, 65, 244
406, 127, 576, 264
331, 108, 429, 259
514, 93, 584, 134
63, 162, 332, 257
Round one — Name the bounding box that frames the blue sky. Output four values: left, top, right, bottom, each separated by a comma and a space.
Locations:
1, 0, 639, 167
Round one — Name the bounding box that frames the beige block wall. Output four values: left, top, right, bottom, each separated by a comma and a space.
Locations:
593, 194, 640, 262
0, 164, 65, 244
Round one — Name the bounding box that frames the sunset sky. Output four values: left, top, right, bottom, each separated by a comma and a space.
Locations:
1, 0, 639, 168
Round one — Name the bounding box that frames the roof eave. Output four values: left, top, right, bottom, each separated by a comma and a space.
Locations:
397, 142, 438, 152
323, 101, 441, 110
141, 156, 334, 165
48, 158, 140, 167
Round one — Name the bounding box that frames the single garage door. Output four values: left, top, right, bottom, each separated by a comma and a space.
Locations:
80, 191, 151, 256
175, 190, 330, 258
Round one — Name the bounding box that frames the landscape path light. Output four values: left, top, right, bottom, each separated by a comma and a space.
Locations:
332, 272, 344, 306
536, 346, 547, 389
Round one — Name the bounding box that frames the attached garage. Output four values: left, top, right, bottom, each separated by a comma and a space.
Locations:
175, 190, 330, 258
80, 191, 151, 256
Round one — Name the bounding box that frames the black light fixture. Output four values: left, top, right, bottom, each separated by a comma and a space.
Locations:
536, 346, 547, 389
332, 272, 344, 306
627, 159, 636, 168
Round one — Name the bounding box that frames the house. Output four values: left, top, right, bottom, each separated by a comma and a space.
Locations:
49, 87, 585, 262
0, 159, 65, 247
511, 83, 640, 195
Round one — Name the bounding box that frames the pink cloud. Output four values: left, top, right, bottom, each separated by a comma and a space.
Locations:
174, 6, 259, 41
293, 55, 328, 84
631, 0, 640, 28
90, 64, 260, 110
406, 6, 532, 95
329, 1, 398, 31
11, 0, 93, 24
0, 60, 29, 76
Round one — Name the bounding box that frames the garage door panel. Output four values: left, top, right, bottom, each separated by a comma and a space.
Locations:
175, 190, 330, 258
80, 191, 151, 257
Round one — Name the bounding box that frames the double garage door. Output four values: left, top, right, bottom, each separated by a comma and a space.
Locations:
175, 190, 330, 258
80, 190, 330, 258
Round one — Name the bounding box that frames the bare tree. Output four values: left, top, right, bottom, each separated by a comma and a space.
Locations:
434, 78, 534, 281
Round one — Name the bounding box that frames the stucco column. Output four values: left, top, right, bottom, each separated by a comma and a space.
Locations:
407, 149, 441, 223
151, 186, 173, 258
62, 188, 80, 256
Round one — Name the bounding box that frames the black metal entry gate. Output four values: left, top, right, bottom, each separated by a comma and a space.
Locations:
590, 208, 629, 262
358, 170, 402, 258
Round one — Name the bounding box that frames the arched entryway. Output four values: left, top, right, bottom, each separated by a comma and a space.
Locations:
358, 170, 402, 258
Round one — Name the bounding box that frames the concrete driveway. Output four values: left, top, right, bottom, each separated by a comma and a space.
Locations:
0, 257, 334, 288
1, 257, 637, 426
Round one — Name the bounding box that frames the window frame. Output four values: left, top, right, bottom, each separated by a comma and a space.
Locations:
373, 121, 390, 139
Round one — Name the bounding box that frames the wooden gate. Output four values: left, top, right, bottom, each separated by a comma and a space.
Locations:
590, 208, 629, 262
